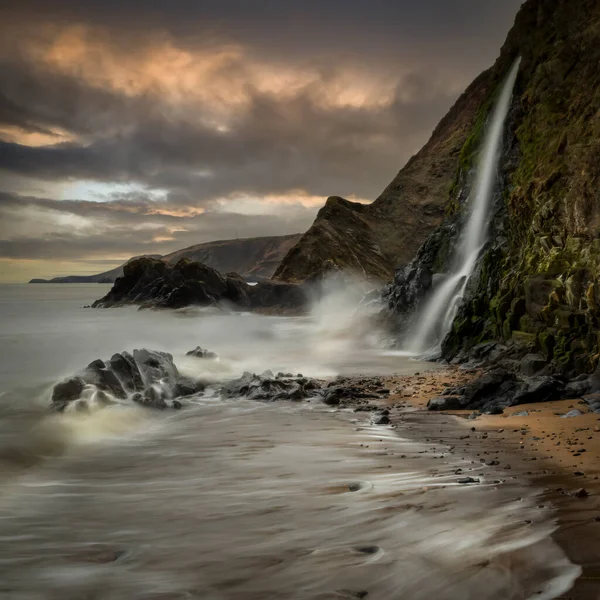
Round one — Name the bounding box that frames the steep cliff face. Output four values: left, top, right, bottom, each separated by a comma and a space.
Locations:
274, 71, 493, 283
387, 0, 600, 375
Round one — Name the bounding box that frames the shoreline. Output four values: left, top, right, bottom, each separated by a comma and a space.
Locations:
349, 366, 600, 599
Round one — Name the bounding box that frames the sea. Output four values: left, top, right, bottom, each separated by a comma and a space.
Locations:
0, 283, 581, 599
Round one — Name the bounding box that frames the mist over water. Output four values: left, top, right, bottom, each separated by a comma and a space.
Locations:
0, 282, 581, 599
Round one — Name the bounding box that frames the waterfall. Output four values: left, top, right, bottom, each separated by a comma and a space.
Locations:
404, 58, 521, 357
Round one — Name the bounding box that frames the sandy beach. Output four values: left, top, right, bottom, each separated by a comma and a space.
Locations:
349, 367, 600, 599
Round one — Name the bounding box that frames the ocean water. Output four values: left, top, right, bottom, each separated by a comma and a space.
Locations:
0, 283, 581, 599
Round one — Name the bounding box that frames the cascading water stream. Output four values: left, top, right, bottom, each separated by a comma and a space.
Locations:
404, 58, 521, 357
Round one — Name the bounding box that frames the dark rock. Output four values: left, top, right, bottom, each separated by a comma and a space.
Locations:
520, 354, 548, 376
92, 256, 307, 312
84, 359, 127, 399
186, 346, 218, 359
511, 377, 565, 406
134, 387, 168, 410
427, 396, 466, 411
173, 377, 206, 397
565, 379, 592, 398
109, 352, 144, 393
50, 348, 205, 411
458, 477, 478, 484
583, 393, 600, 414
573, 488, 589, 498
221, 371, 322, 402
322, 385, 378, 406
374, 414, 391, 425
51, 377, 86, 409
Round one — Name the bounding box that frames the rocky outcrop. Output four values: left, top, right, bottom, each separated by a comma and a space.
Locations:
384, 0, 600, 377
92, 256, 307, 311
220, 371, 322, 401
427, 367, 567, 414
51, 349, 205, 412
274, 70, 494, 283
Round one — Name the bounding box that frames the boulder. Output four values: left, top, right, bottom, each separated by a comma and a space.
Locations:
582, 393, 600, 413
50, 348, 205, 411
51, 377, 86, 410
511, 376, 565, 406
520, 354, 548, 376
427, 396, 466, 411
458, 368, 520, 409
186, 346, 218, 360
322, 385, 379, 406
564, 378, 592, 398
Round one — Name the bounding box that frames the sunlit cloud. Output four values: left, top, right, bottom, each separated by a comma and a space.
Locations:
0, 1, 524, 280
0, 125, 76, 147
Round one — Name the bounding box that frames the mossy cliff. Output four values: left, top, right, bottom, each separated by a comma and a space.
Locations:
428, 0, 600, 375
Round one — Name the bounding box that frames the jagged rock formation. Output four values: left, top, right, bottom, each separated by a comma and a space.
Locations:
220, 371, 322, 402
274, 72, 494, 283
92, 256, 307, 311
51, 349, 205, 412
385, 0, 600, 377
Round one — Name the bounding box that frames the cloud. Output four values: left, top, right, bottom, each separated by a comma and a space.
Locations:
0, 1, 524, 279
0, 191, 317, 263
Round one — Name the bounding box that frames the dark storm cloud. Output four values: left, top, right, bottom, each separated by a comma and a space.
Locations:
0, 0, 524, 273
1, 1, 524, 60
0, 71, 459, 200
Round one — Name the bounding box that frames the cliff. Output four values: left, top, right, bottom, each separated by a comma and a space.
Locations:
274, 72, 494, 283
386, 0, 600, 376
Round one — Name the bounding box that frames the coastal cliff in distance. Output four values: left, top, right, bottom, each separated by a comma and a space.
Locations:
29, 234, 301, 284
385, 0, 600, 376
274, 71, 494, 283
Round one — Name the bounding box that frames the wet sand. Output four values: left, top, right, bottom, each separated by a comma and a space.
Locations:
356, 367, 600, 599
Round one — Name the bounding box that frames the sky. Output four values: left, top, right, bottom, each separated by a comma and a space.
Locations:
0, 0, 523, 282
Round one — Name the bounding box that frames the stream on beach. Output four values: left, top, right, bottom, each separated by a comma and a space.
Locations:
0, 283, 582, 599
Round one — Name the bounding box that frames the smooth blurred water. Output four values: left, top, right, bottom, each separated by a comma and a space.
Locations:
0, 283, 581, 599
0, 283, 432, 395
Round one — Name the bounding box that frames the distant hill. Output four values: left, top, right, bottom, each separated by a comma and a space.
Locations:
28, 255, 162, 284
29, 234, 302, 283
163, 234, 302, 279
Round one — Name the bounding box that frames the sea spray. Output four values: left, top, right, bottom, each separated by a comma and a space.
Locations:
405, 58, 521, 356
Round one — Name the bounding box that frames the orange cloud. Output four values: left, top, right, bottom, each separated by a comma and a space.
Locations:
7, 22, 402, 136
0, 125, 75, 147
